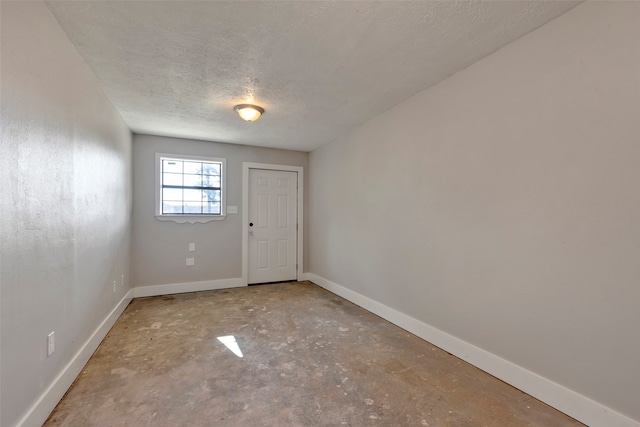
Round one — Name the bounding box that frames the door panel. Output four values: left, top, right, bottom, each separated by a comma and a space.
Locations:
257, 240, 269, 269
257, 194, 268, 228
277, 195, 288, 228
248, 169, 297, 284
277, 240, 288, 268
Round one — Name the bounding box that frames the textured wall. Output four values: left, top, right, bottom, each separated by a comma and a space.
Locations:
309, 1, 639, 422
0, 2, 132, 426
131, 134, 308, 287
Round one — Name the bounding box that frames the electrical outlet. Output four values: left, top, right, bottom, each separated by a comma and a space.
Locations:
47, 331, 55, 357
188, 243, 195, 252
113, 280, 117, 293
186, 258, 195, 266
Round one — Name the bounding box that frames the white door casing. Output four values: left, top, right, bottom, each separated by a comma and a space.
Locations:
247, 168, 298, 284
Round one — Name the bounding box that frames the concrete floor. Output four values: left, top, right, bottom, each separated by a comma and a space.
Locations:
45, 281, 583, 426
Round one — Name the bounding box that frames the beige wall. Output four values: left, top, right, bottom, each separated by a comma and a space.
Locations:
309, 1, 639, 423
0, 2, 132, 426
131, 134, 308, 287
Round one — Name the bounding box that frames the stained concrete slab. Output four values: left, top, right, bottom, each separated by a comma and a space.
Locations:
45, 282, 583, 426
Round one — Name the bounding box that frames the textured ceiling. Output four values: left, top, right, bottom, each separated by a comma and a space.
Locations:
45, 1, 580, 152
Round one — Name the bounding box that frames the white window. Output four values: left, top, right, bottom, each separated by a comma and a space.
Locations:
155, 153, 226, 223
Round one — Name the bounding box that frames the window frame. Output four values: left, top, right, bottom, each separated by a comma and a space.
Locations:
155, 153, 227, 223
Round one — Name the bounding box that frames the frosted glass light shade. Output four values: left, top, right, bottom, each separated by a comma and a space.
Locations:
234, 104, 264, 121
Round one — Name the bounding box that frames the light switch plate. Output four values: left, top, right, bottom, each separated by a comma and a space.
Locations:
227, 206, 238, 214
188, 243, 195, 252
47, 331, 55, 357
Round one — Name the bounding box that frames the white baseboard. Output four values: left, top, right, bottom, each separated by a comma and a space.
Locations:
299, 272, 314, 282
132, 277, 245, 298
17, 290, 133, 427
305, 273, 639, 427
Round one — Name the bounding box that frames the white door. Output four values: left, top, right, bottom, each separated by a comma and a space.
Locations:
248, 169, 298, 284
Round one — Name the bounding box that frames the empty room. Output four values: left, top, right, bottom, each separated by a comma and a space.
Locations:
1, 1, 638, 426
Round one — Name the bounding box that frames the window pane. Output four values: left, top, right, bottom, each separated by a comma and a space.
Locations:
163, 188, 183, 201
183, 174, 203, 187
162, 201, 182, 214
159, 156, 224, 216
202, 163, 220, 175
203, 189, 220, 202
183, 161, 202, 175
183, 203, 202, 214
163, 160, 182, 174
163, 173, 182, 186
204, 202, 220, 214
183, 189, 202, 201
202, 175, 220, 188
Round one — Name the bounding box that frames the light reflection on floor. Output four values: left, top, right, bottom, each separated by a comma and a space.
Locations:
217, 335, 244, 358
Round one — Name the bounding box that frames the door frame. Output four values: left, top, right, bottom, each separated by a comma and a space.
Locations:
242, 162, 304, 286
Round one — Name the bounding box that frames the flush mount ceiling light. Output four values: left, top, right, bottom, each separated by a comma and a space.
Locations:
234, 104, 264, 122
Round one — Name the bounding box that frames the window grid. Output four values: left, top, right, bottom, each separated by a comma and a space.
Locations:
161, 158, 222, 215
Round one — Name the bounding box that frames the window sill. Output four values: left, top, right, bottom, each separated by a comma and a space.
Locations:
155, 214, 226, 224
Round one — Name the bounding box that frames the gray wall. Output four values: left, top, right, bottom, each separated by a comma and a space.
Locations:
131, 134, 308, 287
0, 2, 132, 426
308, 1, 639, 422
